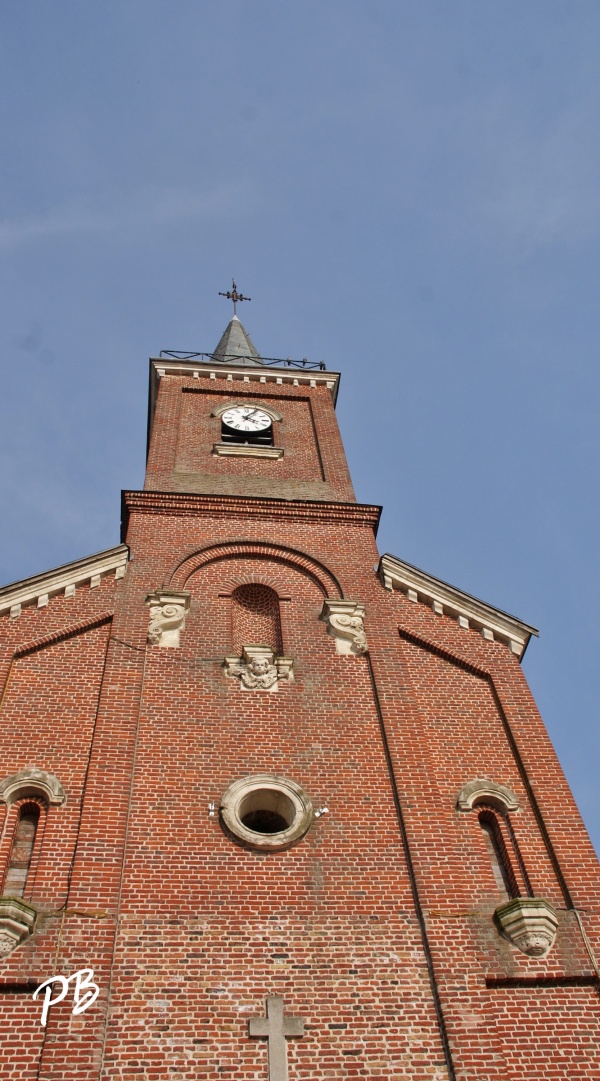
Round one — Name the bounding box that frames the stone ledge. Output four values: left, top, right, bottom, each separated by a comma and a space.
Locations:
212, 443, 284, 460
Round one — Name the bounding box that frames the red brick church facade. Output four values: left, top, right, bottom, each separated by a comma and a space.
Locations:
0, 316, 598, 1080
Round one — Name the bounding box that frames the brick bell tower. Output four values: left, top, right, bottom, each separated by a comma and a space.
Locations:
0, 306, 599, 1081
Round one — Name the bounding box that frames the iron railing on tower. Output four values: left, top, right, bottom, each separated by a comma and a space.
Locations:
158, 350, 327, 371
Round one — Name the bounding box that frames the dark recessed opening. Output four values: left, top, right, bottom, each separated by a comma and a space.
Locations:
221, 421, 273, 446
238, 789, 295, 836
242, 809, 289, 834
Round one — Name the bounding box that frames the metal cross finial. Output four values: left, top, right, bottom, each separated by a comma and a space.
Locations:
249, 996, 304, 1081
218, 278, 251, 316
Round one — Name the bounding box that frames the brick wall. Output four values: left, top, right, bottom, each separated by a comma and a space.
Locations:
0, 360, 598, 1079
145, 375, 356, 502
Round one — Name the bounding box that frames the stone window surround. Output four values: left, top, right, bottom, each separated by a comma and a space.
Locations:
0, 793, 51, 957
456, 779, 520, 814
220, 774, 313, 852
0, 768, 66, 807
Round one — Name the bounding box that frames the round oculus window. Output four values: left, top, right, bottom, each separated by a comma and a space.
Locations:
220, 774, 313, 852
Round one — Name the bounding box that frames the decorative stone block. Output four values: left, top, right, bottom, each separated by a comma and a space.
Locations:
146, 590, 191, 647
224, 646, 294, 691
321, 599, 368, 656
494, 897, 558, 957
0, 767, 66, 806
456, 778, 520, 813
0, 897, 36, 957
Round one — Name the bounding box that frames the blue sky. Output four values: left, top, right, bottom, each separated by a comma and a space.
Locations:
1, 2, 599, 851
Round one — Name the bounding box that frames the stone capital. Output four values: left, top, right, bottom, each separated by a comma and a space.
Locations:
495, 897, 558, 957
0, 896, 36, 957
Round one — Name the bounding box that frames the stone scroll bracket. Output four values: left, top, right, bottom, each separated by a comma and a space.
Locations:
224, 646, 294, 691
320, 598, 368, 656
146, 590, 191, 647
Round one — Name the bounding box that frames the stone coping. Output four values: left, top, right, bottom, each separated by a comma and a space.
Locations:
379, 552, 538, 659
0, 544, 129, 619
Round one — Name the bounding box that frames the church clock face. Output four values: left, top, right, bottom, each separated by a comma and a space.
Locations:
222, 406, 272, 432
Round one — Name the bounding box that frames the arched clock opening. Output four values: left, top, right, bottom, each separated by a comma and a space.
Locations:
220, 405, 274, 447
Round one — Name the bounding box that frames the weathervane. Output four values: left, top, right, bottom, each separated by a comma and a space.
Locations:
218, 278, 251, 316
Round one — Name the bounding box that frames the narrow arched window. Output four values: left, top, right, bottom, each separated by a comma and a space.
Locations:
478, 807, 519, 900
4, 803, 40, 898
231, 585, 283, 656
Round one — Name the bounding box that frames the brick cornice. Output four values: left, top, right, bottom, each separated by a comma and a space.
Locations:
121, 490, 381, 535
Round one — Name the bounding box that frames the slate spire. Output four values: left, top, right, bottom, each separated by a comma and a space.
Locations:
211, 315, 263, 367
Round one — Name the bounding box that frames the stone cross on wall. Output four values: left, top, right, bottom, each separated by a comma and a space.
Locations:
249, 995, 305, 1081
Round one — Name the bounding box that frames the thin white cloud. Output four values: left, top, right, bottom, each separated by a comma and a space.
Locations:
0, 183, 246, 251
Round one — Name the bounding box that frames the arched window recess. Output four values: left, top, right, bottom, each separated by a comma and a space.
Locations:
456, 779, 559, 957
224, 584, 294, 689
456, 779, 532, 900
0, 769, 65, 956
3, 799, 43, 900
476, 805, 520, 900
